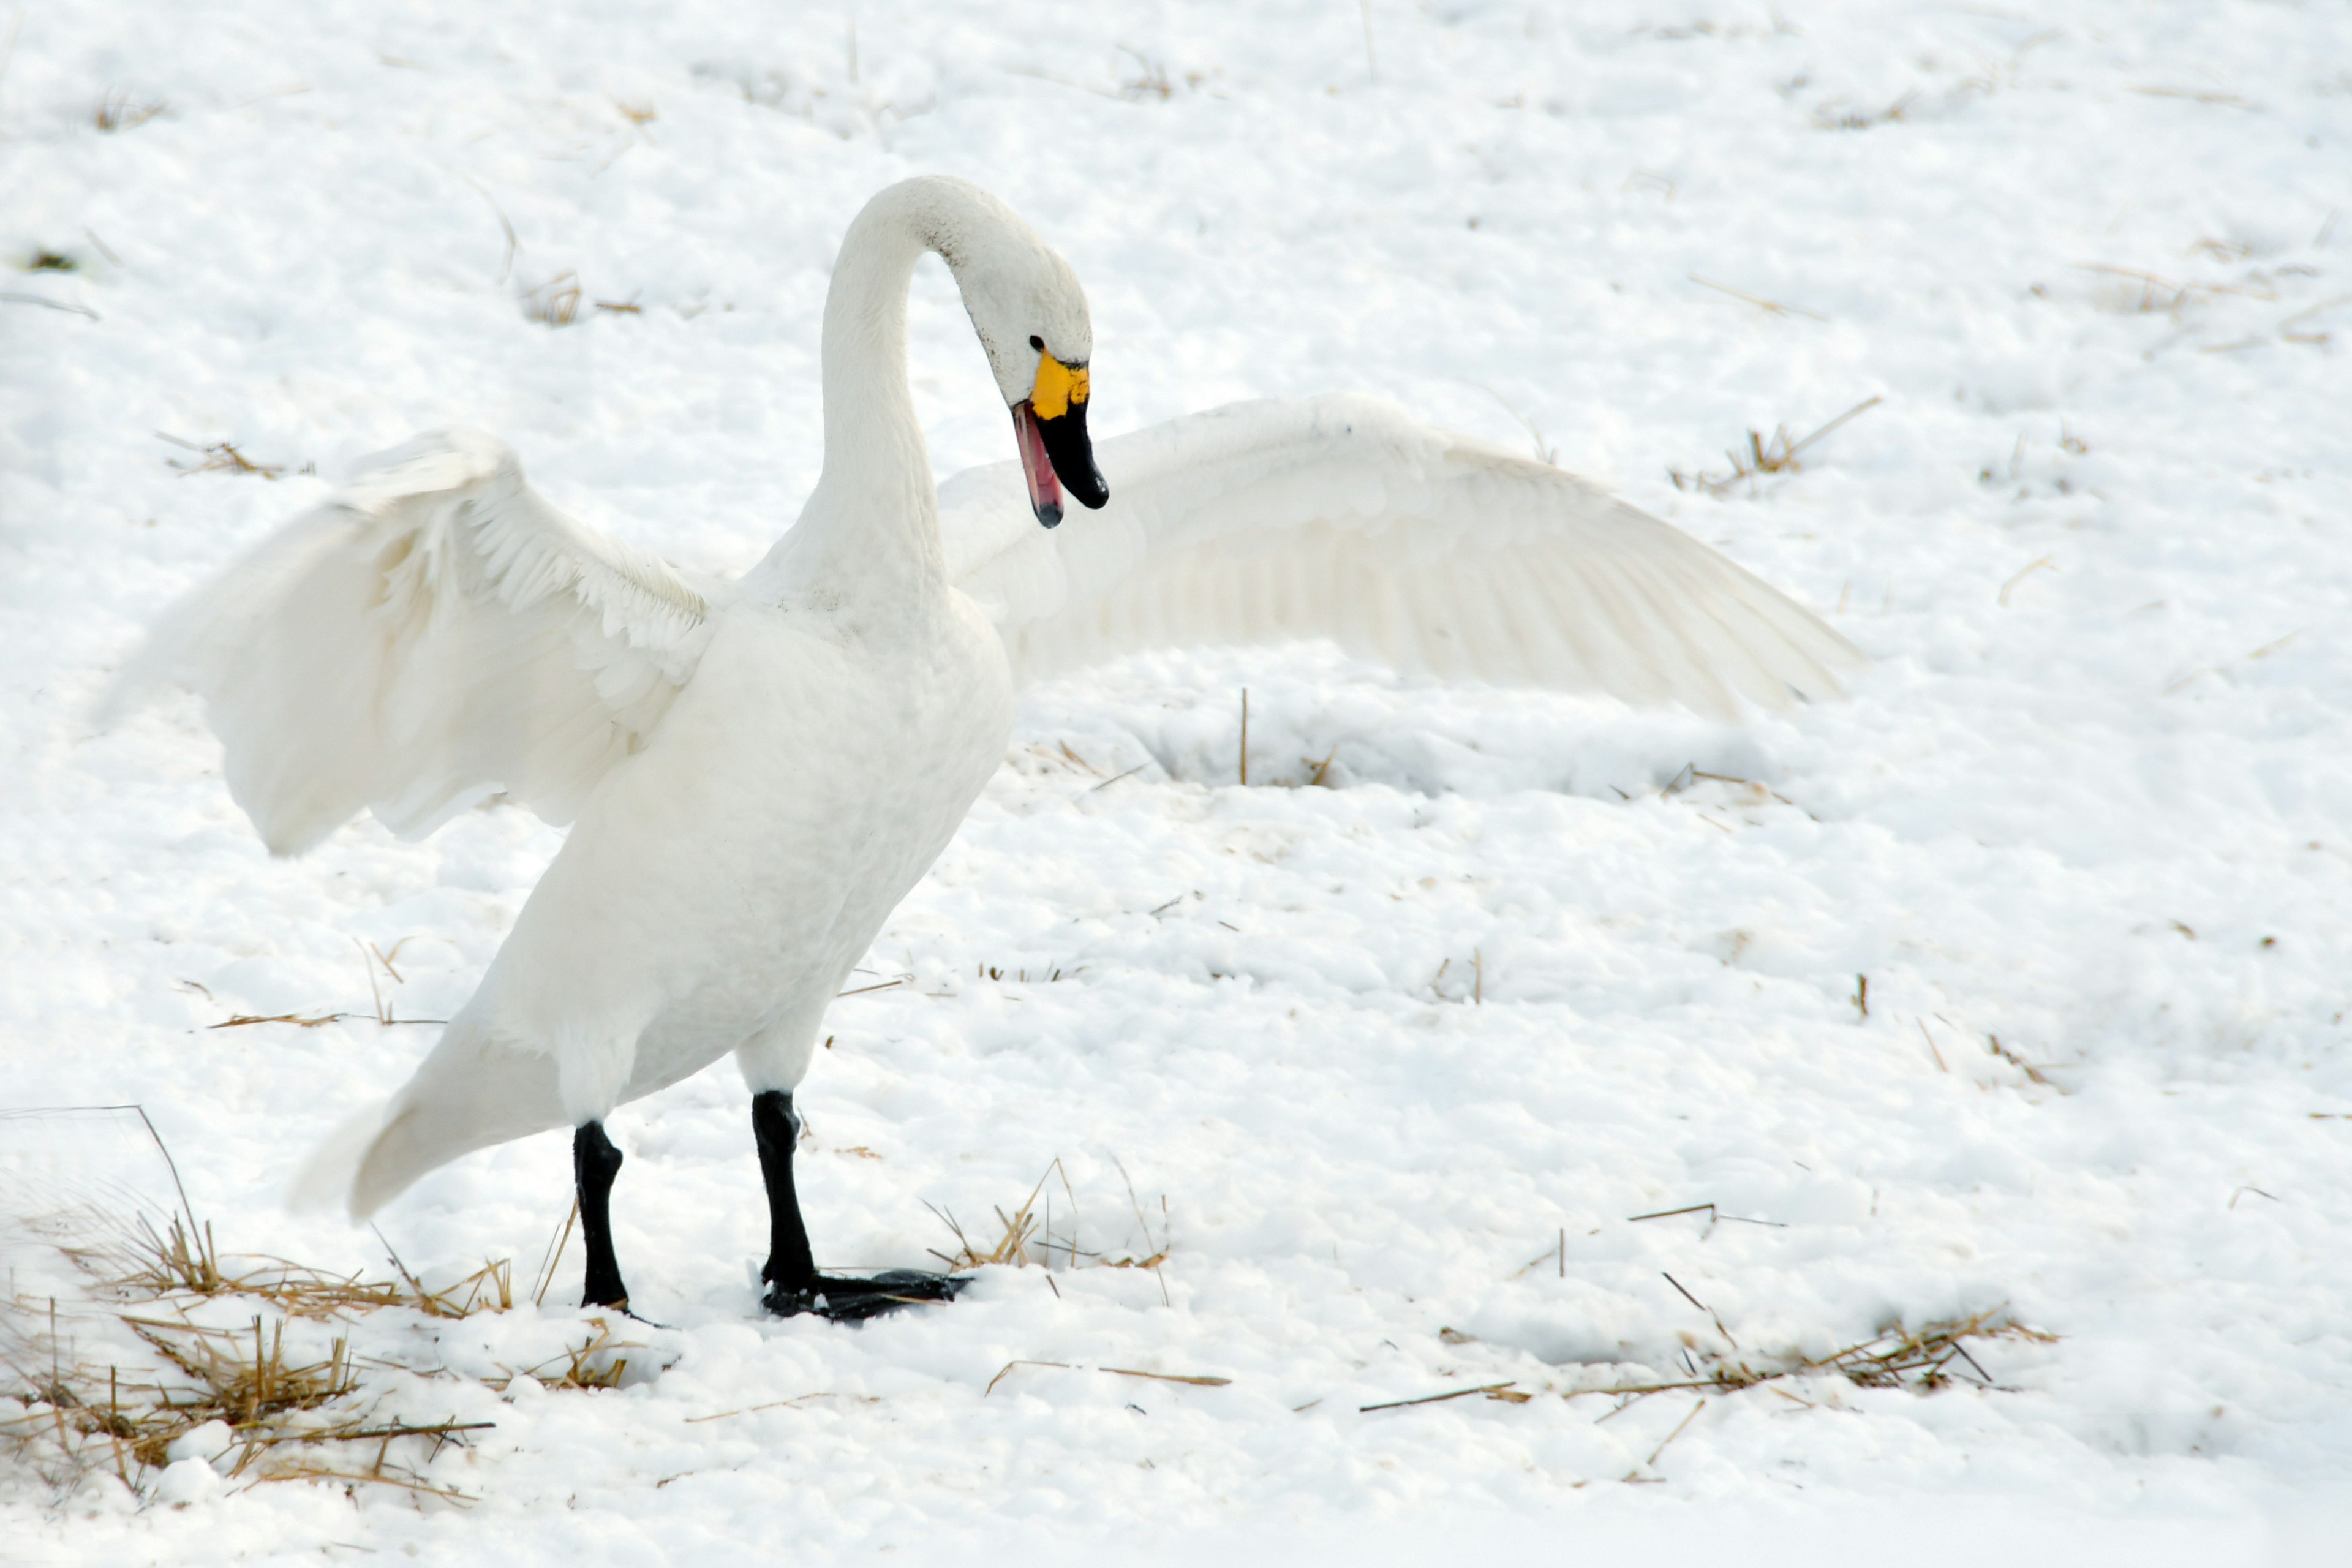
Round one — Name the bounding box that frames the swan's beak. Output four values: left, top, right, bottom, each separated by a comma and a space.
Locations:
1012, 352, 1109, 529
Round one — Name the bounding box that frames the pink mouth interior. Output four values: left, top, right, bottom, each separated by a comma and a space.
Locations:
1014, 402, 1063, 518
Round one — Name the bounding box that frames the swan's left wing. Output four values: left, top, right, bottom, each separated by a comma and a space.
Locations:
104, 429, 720, 855
941, 394, 1862, 717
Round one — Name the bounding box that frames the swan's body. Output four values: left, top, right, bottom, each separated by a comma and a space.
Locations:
107, 176, 1862, 1315
338, 580, 1012, 1212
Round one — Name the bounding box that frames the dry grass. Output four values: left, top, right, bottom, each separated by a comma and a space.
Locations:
925, 1158, 1172, 1295
2075, 262, 2283, 318
1118, 49, 1177, 101
1006, 48, 1208, 104
4, 1296, 492, 1498
184, 941, 446, 1031
1, 1113, 528, 1501
1574, 1305, 2055, 1408
974, 963, 1078, 984
2160, 629, 2302, 698
1669, 395, 1882, 495
2, 1212, 513, 1499
984, 1359, 1231, 1396
1361, 1380, 1525, 1412
1811, 32, 2056, 133
1815, 91, 1917, 130
924, 1163, 1062, 1270
486, 1318, 638, 1393
2128, 85, 2258, 110
96, 89, 165, 132
2277, 295, 2348, 349
522, 273, 583, 326
156, 433, 295, 480
1688, 274, 1828, 322
0, 290, 100, 320
1384, 1298, 2055, 1433
1987, 1033, 2057, 1087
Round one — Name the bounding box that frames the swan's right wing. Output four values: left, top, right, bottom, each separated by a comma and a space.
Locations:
104, 429, 720, 856
941, 394, 1861, 717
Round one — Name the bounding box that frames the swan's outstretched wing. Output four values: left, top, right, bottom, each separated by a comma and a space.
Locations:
105, 429, 718, 856
941, 394, 1862, 715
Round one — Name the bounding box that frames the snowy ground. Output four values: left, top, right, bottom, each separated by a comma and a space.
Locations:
5, 0, 2351, 1561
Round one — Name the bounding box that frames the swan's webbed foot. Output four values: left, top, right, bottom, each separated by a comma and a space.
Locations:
763, 1270, 970, 1323
752, 1088, 965, 1322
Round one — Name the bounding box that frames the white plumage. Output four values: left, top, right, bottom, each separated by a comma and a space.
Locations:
946, 393, 1857, 713
105, 176, 1860, 1306
107, 428, 721, 856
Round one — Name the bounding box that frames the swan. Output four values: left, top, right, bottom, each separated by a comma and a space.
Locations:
105, 176, 1861, 1321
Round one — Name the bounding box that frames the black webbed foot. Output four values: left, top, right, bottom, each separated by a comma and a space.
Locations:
752, 1090, 966, 1321
763, 1269, 969, 1323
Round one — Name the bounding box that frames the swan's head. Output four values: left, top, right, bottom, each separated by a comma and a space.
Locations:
955, 232, 1109, 529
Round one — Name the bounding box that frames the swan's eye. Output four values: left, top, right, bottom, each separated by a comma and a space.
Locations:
1028, 335, 1044, 351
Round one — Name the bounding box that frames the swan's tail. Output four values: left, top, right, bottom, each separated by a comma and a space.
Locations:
287, 1017, 568, 1220
288, 1099, 397, 1218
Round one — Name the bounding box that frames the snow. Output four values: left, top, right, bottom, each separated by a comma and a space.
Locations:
5, 0, 2351, 1560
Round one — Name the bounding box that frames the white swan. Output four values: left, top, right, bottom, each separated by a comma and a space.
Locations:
105, 176, 1861, 1319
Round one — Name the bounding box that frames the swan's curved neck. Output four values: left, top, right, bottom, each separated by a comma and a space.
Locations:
769, 182, 993, 612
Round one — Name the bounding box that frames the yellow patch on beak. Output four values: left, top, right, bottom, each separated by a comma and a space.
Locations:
1030, 352, 1089, 420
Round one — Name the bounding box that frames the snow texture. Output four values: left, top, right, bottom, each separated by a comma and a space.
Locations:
3, 1, 2349, 1561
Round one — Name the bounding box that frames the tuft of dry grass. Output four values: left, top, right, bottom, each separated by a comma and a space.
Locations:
1570, 1304, 2055, 1409
4, 1270, 501, 1498
4, 1297, 494, 1497
1119, 49, 1176, 100
1987, 1033, 2056, 1087
96, 1210, 514, 1322
2075, 262, 2279, 318
1814, 91, 1917, 130
96, 89, 165, 132
156, 432, 296, 480
521, 273, 582, 326
1114, 47, 1208, 102
925, 1164, 1059, 1270
186, 939, 446, 1032
1670, 395, 1882, 495
487, 1318, 637, 1393
1, 1112, 527, 1500
925, 1158, 1172, 1297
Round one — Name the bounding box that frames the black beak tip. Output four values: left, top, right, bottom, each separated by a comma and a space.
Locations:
1036, 404, 1110, 514
1033, 500, 1063, 529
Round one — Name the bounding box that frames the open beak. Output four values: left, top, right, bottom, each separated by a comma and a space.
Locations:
1012, 351, 1109, 529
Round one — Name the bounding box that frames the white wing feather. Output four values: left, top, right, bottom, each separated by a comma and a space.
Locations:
115, 398, 1853, 857
104, 429, 718, 855
943, 394, 1862, 714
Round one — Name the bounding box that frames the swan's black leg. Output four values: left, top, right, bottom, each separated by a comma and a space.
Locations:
753, 1090, 817, 1294
753, 1089, 966, 1323
575, 1121, 630, 1310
